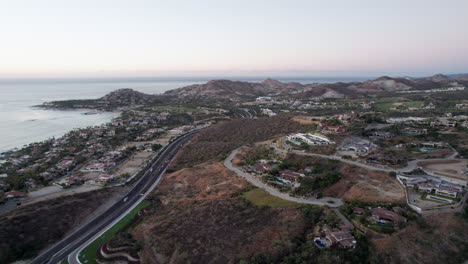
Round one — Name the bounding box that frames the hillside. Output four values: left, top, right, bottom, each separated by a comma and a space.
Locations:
164, 79, 304, 99
39, 73, 468, 108
40, 88, 171, 109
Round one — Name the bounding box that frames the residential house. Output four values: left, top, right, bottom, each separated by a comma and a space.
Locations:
370, 208, 406, 224
3, 190, 25, 199
323, 226, 357, 248
401, 127, 428, 135
353, 207, 366, 215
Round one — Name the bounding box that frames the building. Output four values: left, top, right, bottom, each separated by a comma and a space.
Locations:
401, 127, 428, 135
353, 207, 366, 215
287, 133, 335, 146
261, 108, 276, 116
413, 181, 460, 198
435, 185, 459, 198
323, 226, 356, 248
279, 169, 304, 181
367, 131, 394, 139
3, 190, 26, 199
338, 137, 375, 155
425, 102, 436, 109
430, 119, 457, 128
370, 208, 406, 224
256, 96, 272, 101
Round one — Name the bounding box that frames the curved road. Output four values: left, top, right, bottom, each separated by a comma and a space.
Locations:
31, 130, 199, 264
225, 140, 463, 209
224, 147, 343, 207
279, 136, 460, 174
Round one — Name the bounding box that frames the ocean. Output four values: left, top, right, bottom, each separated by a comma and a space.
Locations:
0, 77, 368, 153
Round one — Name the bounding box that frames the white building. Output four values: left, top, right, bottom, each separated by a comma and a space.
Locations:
287, 133, 335, 146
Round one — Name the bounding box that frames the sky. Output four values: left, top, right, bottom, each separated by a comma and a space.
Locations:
1, 0, 467, 78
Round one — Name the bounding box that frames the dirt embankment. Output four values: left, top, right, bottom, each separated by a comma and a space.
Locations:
132, 162, 306, 264
371, 213, 468, 264
418, 159, 468, 180
322, 164, 405, 203
0, 188, 121, 264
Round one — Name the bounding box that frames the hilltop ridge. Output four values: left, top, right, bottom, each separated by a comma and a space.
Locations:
39, 74, 468, 109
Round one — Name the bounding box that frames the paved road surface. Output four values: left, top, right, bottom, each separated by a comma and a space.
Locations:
31, 130, 199, 264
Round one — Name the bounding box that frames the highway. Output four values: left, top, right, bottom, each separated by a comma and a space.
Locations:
31, 130, 199, 264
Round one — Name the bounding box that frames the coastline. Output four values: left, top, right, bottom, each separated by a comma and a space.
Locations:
0, 107, 120, 154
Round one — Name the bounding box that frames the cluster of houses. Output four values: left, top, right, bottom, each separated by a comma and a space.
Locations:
395, 141, 449, 151
338, 111, 360, 123
353, 206, 407, 227
80, 146, 128, 174
86, 174, 120, 186
286, 133, 335, 146
248, 160, 305, 188
400, 175, 464, 198
0, 108, 175, 194
135, 128, 164, 141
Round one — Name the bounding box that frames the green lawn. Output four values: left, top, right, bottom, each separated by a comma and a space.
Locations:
374, 101, 425, 111
243, 188, 299, 208
60, 259, 69, 264
78, 200, 151, 264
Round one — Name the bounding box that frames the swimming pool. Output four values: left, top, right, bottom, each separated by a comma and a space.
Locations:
420, 147, 437, 152
315, 240, 326, 247
274, 178, 290, 185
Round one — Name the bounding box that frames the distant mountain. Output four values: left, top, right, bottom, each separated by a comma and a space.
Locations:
164, 79, 304, 99
424, 74, 450, 82
452, 74, 468, 81
41, 88, 169, 109
100, 88, 160, 105
41, 73, 468, 109
447, 73, 468, 78
163, 75, 468, 100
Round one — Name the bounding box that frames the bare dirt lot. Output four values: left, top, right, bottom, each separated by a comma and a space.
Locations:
291, 115, 322, 125
22, 185, 102, 206
115, 150, 154, 175
322, 164, 406, 203
418, 159, 468, 181
132, 162, 306, 264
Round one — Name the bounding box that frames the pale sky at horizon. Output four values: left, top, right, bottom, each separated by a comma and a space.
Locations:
1, 0, 467, 78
